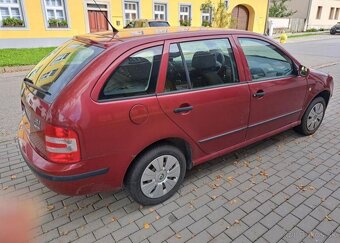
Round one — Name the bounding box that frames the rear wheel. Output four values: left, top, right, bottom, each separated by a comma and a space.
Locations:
330, 29, 336, 35
125, 144, 186, 205
294, 97, 326, 136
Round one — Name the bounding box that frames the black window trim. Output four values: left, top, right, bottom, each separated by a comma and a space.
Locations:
163, 37, 240, 94
238, 37, 298, 83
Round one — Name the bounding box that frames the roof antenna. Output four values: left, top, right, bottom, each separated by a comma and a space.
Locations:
92, 0, 119, 35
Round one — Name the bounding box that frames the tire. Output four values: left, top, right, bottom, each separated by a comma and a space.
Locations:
330, 29, 336, 35
294, 97, 326, 136
125, 144, 186, 205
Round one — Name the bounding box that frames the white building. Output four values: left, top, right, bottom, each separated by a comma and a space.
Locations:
287, 0, 340, 29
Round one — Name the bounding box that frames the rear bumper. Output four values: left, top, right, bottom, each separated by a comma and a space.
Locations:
18, 121, 116, 195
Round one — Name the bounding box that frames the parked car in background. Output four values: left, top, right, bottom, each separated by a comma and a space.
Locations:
330, 22, 340, 35
124, 19, 170, 28
18, 27, 334, 205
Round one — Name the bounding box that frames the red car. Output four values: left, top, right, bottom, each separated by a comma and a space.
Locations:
18, 27, 334, 205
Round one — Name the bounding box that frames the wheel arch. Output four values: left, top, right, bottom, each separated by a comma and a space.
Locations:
315, 90, 331, 106
123, 137, 193, 185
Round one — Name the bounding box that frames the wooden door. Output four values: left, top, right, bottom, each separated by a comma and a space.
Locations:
88, 10, 108, 33
232, 5, 249, 30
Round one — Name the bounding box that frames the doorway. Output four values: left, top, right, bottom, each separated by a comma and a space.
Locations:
231, 5, 249, 30
86, 3, 109, 33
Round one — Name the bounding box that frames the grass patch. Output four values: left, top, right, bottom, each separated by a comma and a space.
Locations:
0, 47, 56, 67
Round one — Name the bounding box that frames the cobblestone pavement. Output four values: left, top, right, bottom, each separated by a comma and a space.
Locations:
0, 40, 340, 243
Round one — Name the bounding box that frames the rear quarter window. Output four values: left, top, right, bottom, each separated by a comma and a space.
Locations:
99, 46, 163, 100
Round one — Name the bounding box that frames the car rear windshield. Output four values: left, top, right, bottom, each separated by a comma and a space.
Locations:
149, 21, 169, 27
25, 40, 104, 103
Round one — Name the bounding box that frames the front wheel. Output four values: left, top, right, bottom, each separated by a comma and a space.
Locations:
330, 29, 336, 35
125, 144, 186, 205
294, 97, 326, 136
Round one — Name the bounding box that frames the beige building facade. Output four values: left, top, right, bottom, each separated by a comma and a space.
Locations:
287, 0, 340, 29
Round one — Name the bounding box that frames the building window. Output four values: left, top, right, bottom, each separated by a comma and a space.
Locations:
179, 5, 191, 26
154, 3, 167, 21
201, 8, 211, 27
43, 0, 68, 28
0, 0, 25, 27
335, 8, 340, 20
329, 7, 335, 20
316, 6, 322, 19
124, 1, 139, 26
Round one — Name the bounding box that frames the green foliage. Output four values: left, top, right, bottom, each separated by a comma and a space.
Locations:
202, 0, 231, 28
0, 47, 56, 67
2, 17, 24, 27
269, 0, 296, 18
306, 28, 317, 32
48, 18, 68, 28
201, 20, 212, 27
180, 20, 191, 26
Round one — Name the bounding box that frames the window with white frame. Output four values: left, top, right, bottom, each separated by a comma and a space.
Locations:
201, 8, 211, 26
43, 0, 68, 28
179, 5, 191, 26
0, 0, 25, 27
124, 1, 139, 26
154, 3, 167, 21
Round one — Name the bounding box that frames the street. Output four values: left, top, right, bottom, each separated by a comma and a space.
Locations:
0, 36, 340, 242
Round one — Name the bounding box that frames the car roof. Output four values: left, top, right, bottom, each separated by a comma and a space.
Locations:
74, 27, 260, 48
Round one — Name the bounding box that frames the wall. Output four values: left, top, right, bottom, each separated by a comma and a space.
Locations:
0, 0, 268, 48
307, 0, 340, 29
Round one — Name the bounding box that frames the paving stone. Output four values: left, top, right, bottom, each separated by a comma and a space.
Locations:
244, 223, 267, 242
112, 223, 139, 241
166, 228, 194, 243
260, 212, 282, 229
297, 215, 320, 233
129, 225, 156, 243
188, 217, 212, 235
169, 215, 194, 232
263, 225, 286, 243
148, 226, 174, 243
278, 214, 300, 231
206, 219, 230, 237
242, 210, 264, 227
283, 227, 306, 243
189, 205, 212, 221
186, 230, 212, 243
291, 204, 313, 220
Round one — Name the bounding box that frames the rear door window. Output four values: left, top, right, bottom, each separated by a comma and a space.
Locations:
239, 38, 295, 81
165, 38, 239, 92
100, 46, 163, 100
26, 40, 104, 103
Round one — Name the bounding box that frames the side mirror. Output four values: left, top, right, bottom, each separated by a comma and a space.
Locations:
299, 65, 309, 77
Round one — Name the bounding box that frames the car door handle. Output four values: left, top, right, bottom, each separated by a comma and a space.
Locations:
174, 106, 193, 113
253, 90, 265, 98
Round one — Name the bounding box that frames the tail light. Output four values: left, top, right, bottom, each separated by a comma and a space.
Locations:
45, 124, 81, 163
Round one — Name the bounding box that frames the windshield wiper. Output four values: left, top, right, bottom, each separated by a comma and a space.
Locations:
23, 78, 51, 96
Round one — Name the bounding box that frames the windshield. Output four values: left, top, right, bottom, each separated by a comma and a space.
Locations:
25, 40, 104, 103
149, 21, 169, 27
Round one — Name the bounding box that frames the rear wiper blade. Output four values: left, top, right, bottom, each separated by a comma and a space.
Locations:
23, 78, 51, 96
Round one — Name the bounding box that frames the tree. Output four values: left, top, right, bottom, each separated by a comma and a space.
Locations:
201, 0, 232, 28
269, 0, 297, 18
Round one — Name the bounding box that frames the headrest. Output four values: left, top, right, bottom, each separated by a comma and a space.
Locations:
192, 51, 216, 70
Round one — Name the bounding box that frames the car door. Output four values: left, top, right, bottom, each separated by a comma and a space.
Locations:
157, 36, 251, 154
235, 36, 307, 140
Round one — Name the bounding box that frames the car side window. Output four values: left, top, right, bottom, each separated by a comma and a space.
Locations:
100, 46, 163, 100
165, 44, 190, 92
239, 38, 296, 81
165, 39, 239, 92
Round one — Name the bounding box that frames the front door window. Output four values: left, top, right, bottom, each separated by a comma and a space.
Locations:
239, 38, 295, 81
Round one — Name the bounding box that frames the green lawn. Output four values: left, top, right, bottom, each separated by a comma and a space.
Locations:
0, 47, 56, 67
